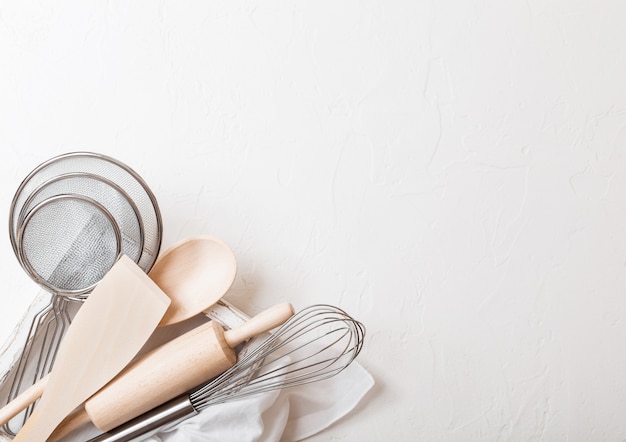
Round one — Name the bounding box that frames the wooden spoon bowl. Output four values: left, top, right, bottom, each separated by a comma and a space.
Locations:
149, 235, 237, 327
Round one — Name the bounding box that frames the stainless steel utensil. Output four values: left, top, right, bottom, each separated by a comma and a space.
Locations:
18, 194, 123, 296
9, 152, 162, 272
87, 304, 365, 442
19, 172, 145, 265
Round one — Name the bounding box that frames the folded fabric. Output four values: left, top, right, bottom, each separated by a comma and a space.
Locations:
1, 300, 374, 442
146, 360, 374, 442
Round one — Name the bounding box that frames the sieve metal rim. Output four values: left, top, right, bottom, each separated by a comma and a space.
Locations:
16, 171, 146, 268
8, 151, 163, 273
16, 193, 123, 299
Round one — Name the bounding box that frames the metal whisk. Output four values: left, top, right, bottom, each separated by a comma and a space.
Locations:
89, 304, 366, 442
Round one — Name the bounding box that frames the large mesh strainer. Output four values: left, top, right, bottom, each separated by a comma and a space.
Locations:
18, 173, 144, 270
3, 152, 163, 435
10, 152, 162, 271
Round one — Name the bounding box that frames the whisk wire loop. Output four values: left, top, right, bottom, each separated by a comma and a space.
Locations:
190, 304, 365, 410
84, 304, 366, 442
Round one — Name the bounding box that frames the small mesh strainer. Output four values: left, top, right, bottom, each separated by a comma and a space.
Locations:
17, 194, 123, 297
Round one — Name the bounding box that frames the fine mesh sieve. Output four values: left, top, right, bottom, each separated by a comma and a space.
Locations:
18, 172, 144, 269
17, 194, 122, 296
9, 152, 162, 272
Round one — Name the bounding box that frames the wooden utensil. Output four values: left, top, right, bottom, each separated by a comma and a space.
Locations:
50, 303, 295, 440
12, 255, 171, 441
149, 235, 237, 327
0, 235, 237, 427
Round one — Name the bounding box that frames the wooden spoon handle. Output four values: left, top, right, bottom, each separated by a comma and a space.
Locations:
0, 375, 48, 425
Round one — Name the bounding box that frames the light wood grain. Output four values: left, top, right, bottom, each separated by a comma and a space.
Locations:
0, 236, 236, 428
50, 302, 295, 439
149, 235, 237, 327
12, 255, 171, 441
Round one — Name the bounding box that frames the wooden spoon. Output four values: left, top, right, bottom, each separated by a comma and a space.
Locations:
149, 235, 237, 327
0, 235, 237, 427
12, 255, 171, 441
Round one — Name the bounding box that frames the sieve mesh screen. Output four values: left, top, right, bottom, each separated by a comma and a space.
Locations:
19, 196, 121, 294
10, 152, 161, 273
20, 173, 143, 264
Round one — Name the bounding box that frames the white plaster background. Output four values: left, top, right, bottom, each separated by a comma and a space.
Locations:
1, 1, 626, 440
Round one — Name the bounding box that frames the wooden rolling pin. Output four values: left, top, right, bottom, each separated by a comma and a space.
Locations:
50, 302, 295, 440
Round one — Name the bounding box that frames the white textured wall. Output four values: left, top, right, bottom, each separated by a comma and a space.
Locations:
1, 1, 626, 440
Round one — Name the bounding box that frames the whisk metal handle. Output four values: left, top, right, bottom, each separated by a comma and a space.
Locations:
87, 395, 197, 442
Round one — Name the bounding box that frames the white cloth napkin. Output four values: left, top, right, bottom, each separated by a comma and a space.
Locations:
0, 300, 374, 442
146, 361, 374, 442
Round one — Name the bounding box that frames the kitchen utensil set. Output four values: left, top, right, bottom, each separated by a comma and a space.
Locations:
1, 152, 366, 441
0, 236, 238, 428
5, 152, 163, 435
12, 256, 171, 442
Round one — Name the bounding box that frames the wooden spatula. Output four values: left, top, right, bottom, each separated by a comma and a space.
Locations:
0, 235, 237, 426
12, 254, 171, 442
